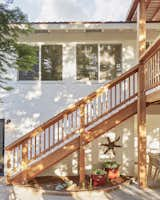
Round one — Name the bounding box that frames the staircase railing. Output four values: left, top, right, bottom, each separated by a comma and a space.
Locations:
140, 37, 160, 91
5, 64, 138, 179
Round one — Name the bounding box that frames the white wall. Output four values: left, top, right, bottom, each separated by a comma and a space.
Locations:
2, 29, 141, 146
1, 26, 160, 177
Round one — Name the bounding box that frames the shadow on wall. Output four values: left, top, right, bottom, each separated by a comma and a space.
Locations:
3, 78, 102, 145
40, 116, 135, 177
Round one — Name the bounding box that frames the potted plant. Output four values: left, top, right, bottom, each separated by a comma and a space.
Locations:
103, 161, 120, 180
91, 168, 106, 187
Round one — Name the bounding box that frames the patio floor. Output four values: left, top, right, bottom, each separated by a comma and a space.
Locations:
0, 180, 160, 200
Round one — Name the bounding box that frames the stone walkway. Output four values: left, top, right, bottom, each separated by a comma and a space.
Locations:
0, 182, 160, 200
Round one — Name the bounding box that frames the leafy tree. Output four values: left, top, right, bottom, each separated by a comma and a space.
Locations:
0, 3, 37, 90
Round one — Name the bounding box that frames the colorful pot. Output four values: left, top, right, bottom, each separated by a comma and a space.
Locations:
105, 168, 120, 179
91, 174, 106, 187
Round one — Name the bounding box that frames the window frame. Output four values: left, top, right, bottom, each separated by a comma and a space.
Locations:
17, 42, 122, 82
18, 45, 40, 81
41, 44, 63, 81
17, 43, 63, 82
76, 42, 122, 82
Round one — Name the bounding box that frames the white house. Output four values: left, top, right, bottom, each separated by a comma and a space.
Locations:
1, 0, 160, 188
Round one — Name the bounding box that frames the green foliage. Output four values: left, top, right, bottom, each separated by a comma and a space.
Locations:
92, 168, 106, 175
103, 161, 120, 169
0, 3, 37, 90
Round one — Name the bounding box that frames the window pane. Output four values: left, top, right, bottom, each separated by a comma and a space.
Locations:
19, 46, 39, 80
100, 44, 122, 80
41, 45, 62, 80
77, 44, 98, 80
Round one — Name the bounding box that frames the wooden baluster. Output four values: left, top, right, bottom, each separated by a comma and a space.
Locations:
48, 127, 50, 149
39, 133, 41, 155
75, 110, 78, 129
6, 150, 11, 184
29, 138, 32, 160
124, 79, 126, 101
71, 113, 73, 130
57, 121, 60, 141
129, 76, 131, 98
115, 85, 117, 106
119, 82, 121, 103
145, 62, 149, 89
158, 51, 160, 83
91, 102, 94, 122
110, 87, 112, 110
34, 136, 36, 158
101, 94, 103, 115
44, 130, 46, 151
149, 60, 151, 88
133, 74, 135, 95
62, 119, 64, 140
53, 125, 55, 145
13, 148, 16, 172
153, 55, 155, 84
22, 141, 28, 184
151, 57, 153, 86
79, 103, 85, 187
106, 89, 108, 112
86, 103, 89, 124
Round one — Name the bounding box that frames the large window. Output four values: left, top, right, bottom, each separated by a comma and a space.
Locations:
77, 44, 98, 80
76, 44, 122, 81
41, 45, 62, 80
100, 44, 122, 80
19, 46, 39, 80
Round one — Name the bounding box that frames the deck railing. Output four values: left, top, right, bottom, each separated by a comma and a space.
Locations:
5, 65, 138, 179
140, 37, 160, 91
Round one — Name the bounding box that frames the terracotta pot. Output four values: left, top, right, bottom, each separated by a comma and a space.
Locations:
91, 174, 106, 187
105, 168, 120, 179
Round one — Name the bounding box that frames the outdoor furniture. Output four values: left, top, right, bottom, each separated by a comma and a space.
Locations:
148, 153, 160, 183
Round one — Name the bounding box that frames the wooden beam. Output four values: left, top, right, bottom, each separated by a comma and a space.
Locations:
137, 0, 147, 58
152, 4, 160, 21
79, 104, 85, 187
126, 0, 139, 21
137, 63, 147, 188
146, 0, 151, 9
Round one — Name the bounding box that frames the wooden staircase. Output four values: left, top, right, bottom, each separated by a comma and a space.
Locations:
6, 37, 160, 185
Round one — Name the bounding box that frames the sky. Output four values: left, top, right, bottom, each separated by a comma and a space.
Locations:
2, 0, 132, 22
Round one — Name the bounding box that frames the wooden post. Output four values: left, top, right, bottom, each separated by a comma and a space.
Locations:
137, 63, 147, 188
137, 0, 146, 58
137, 0, 147, 188
22, 142, 28, 184
6, 150, 11, 185
79, 103, 85, 187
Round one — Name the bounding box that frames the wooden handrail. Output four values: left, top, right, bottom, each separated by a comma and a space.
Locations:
140, 36, 160, 63
5, 64, 139, 150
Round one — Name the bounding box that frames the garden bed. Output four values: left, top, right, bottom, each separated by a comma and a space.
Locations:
27, 175, 133, 194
